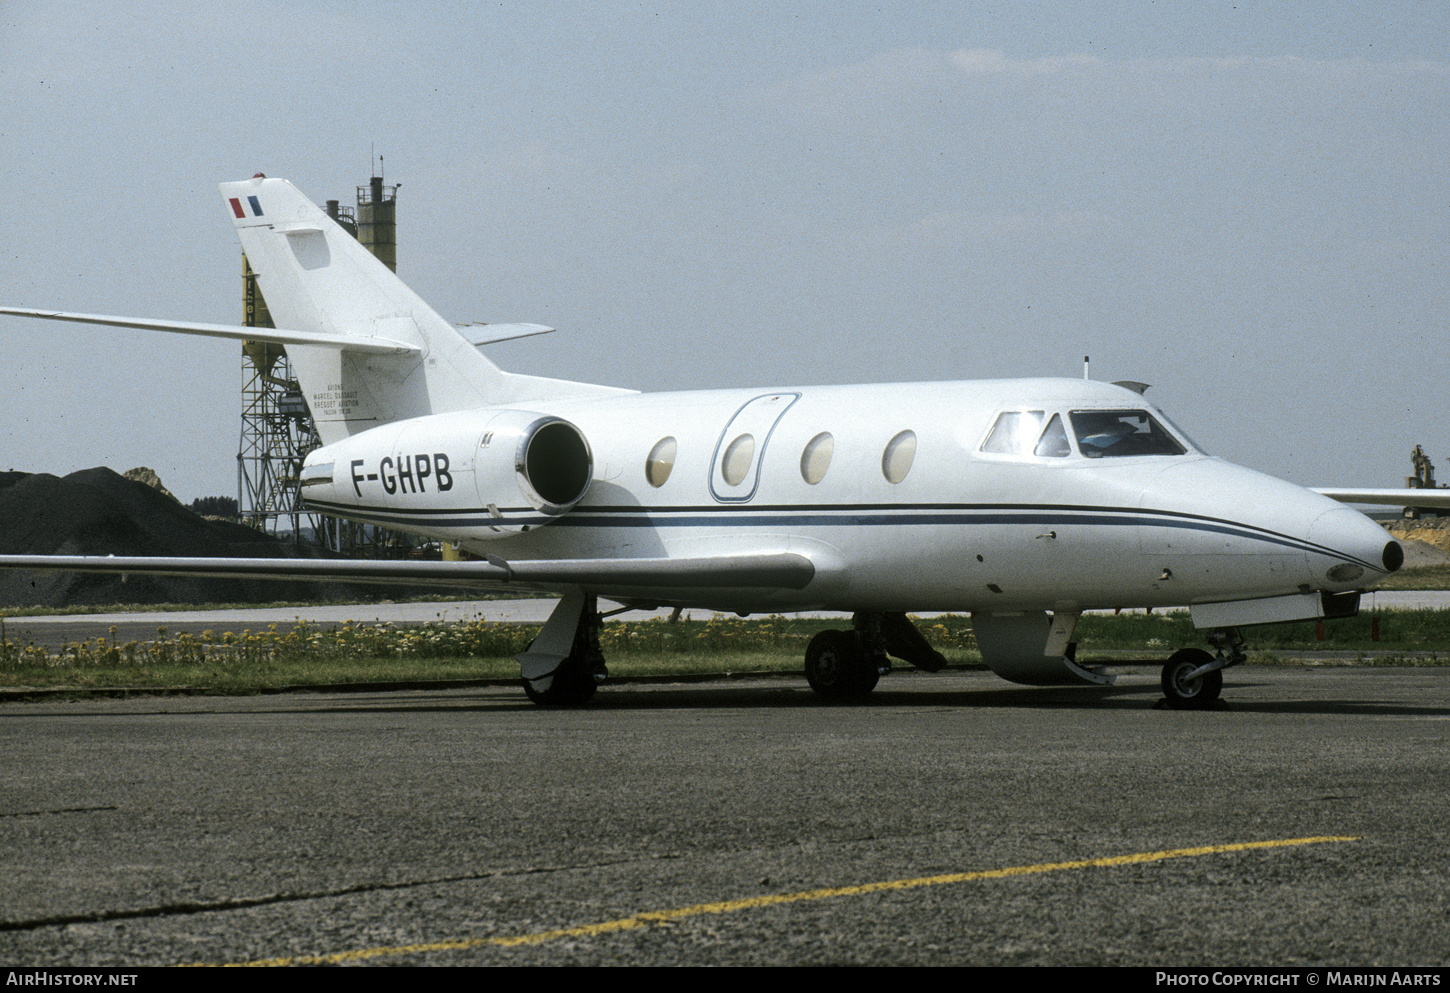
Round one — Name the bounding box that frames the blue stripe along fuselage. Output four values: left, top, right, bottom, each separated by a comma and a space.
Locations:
301, 499, 1381, 571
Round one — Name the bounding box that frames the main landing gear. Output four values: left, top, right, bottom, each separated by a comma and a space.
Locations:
804, 612, 947, 701
1160, 628, 1244, 710
804, 630, 880, 699
519, 590, 606, 707
518, 601, 947, 705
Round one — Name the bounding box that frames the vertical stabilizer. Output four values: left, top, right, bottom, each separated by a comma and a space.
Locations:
220, 177, 624, 444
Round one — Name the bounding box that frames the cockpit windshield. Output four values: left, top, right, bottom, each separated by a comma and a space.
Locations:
1069, 410, 1187, 458
980, 407, 1196, 459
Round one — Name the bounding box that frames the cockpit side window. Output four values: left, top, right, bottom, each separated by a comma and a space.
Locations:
1033, 413, 1072, 458
1069, 410, 1188, 458
981, 410, 1073, 458
981, 411, 1045, 456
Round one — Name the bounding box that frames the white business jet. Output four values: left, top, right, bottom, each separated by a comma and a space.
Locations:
0, 177, 1411, 709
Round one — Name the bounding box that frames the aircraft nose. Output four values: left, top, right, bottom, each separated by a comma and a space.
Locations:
1307, 505, 1401, 584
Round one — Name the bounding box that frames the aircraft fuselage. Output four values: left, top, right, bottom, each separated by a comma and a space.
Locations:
300, 377, 1396, 617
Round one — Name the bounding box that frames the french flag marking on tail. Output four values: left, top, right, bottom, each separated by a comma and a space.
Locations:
228, 196, 265, 218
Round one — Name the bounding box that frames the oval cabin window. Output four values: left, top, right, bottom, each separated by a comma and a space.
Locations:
800, 432, 834, 484
646, 437, 677, 487
721, 434, 755, 486
882, 430, 916, 483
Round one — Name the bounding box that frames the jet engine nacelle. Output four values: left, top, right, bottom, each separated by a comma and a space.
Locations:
300, 408, 593, 540
471, 409, 594, 525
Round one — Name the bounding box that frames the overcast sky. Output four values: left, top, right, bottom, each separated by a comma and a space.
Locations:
2, 1, 1446, 501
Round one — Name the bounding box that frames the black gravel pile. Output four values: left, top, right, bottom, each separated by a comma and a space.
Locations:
0, 468, 370, 607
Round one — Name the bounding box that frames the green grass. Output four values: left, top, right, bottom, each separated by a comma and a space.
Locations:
3, 609, 1449, 695
1370, 563, 1450, 590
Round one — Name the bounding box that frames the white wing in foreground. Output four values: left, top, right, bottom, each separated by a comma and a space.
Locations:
0, 553, 816, 590
1313, 488, 1450, 510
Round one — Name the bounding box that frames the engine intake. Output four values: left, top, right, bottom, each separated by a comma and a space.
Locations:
502, 416, 593, 514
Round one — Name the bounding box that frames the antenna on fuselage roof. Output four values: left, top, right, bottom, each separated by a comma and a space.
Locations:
1084, 355, 1090, 380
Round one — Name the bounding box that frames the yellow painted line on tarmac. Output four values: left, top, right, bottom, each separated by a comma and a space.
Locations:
208, 835, 1359, 967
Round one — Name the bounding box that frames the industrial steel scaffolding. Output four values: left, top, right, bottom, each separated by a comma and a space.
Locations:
237, 340, 317, 539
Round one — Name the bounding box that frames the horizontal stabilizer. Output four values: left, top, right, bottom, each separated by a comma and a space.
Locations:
0, 308, 420, 356
0, 552, 816, 591
457, 323, 555, 346
1314, 487, 1450, 510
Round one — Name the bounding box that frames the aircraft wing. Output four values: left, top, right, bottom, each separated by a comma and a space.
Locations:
0, 308, 421, 356
1313, 488, 1450, 510
0, 553, 817, 591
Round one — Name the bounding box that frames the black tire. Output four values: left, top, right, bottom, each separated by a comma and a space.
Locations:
1161, 648, 1223, 710
804, 629, 879, 700
521, 655, 597, 706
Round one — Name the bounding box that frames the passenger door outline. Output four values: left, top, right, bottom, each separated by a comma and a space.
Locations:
708, 393, 800, 503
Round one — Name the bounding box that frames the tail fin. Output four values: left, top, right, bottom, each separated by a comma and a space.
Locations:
221, 177, 625, 444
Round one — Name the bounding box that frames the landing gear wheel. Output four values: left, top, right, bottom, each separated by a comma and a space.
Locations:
804, 630, 879, 700
1161, 648, 1223, 710
521, 655, 598, 707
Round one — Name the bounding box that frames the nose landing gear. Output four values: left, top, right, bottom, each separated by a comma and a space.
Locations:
1160, 628, 1243, 710
1161, 649, 1222, 709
